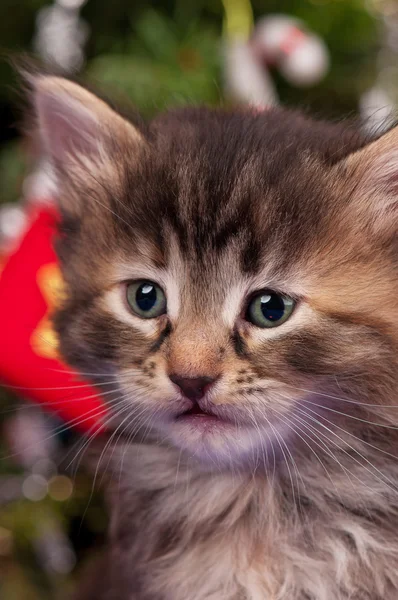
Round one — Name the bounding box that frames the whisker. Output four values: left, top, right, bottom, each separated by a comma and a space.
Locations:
174, 448, 183, 490
271, 419, 305, 511
97, 403, 145, 488
115, 403, 154, 488
45, 367, 139, 379
290, 385, 398, 409
78, 405, 133, 532
246, 405, 273, 475
295, 405, 398, 495
299, 396, 398, 430
245, 407, 263, 473
287, 410, 376, 517
76, 396, 149, 518
66, 400, 131, 484
1, 379, 119, 393
302, 403, 398, 462
263, 415, 296, 506
0, 400, 112, 464
288, 410, 367, 495
64, 394, 131, 473
0, 385, 121, 418
271, 407, 343, 501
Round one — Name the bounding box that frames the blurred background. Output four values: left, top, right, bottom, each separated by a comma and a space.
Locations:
0, 0, 397, 598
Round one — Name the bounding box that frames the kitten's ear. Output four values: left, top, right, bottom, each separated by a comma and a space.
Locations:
339, 126, 398, 236
29, 75, 143, 211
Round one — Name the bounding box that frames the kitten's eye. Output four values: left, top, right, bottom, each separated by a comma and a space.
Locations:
126, 280, 167, 319
246, 290, 295, 328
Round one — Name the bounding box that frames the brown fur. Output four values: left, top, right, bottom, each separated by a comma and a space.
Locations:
28, 76, 398, 599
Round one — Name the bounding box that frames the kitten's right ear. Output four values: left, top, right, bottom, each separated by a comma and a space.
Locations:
336, 125, 398, 237
27, 74, 144, 210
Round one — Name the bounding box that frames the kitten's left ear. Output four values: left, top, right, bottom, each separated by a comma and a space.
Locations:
338, 126, 398, 235
30, 75, 143, 165
27, 74, 145, 215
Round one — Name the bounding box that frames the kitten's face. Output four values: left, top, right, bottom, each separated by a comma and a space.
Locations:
33, 77, 398, 467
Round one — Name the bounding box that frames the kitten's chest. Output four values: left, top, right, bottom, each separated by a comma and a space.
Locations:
105, 444, 397, 600
120, 492, 283, 600
108, 450, 284, 600
108, 466, 306, 600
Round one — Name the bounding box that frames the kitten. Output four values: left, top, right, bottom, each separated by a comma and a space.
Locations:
29, 75, 397, 600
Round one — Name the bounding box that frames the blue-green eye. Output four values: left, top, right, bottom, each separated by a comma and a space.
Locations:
246, 290, 295, 328
126, 280, 167, 319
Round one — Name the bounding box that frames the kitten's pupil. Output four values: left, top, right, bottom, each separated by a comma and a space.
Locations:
260, 294, 284, 321
137, 284, 157, 311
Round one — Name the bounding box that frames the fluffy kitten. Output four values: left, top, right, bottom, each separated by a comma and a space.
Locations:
29, 75, 398, 600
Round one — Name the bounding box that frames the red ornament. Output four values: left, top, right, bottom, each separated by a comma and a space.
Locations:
0, 204, 106, 433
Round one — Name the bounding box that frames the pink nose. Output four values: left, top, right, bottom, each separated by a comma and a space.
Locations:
169, 375, 216, 401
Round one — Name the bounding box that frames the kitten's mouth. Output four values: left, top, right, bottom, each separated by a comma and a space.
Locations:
176, 403, 229, 427
178, 403, 218, 419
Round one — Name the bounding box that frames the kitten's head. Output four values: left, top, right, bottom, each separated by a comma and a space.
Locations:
31, 76, 398, 466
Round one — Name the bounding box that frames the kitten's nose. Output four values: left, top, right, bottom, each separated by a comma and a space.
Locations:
169, 375, 216, 401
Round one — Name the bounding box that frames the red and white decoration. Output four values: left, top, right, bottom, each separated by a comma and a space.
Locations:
225, 15, 330, 106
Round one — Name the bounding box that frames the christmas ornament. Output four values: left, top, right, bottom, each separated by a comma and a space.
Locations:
223, 4, 330, 107
33, 0, 89, 72
0, 203, 106, 433
252, 15, 329, 88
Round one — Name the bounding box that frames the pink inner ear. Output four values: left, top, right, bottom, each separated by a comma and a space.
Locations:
35, 89, 100, 164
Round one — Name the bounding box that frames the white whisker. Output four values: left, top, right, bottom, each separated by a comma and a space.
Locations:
271, 406, 343, 501
294, 405, 398, 496
290, 385, 398, 409
300, 396, 398, 430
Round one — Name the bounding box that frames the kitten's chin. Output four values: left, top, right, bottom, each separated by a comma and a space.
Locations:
162, 416, 271, 467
